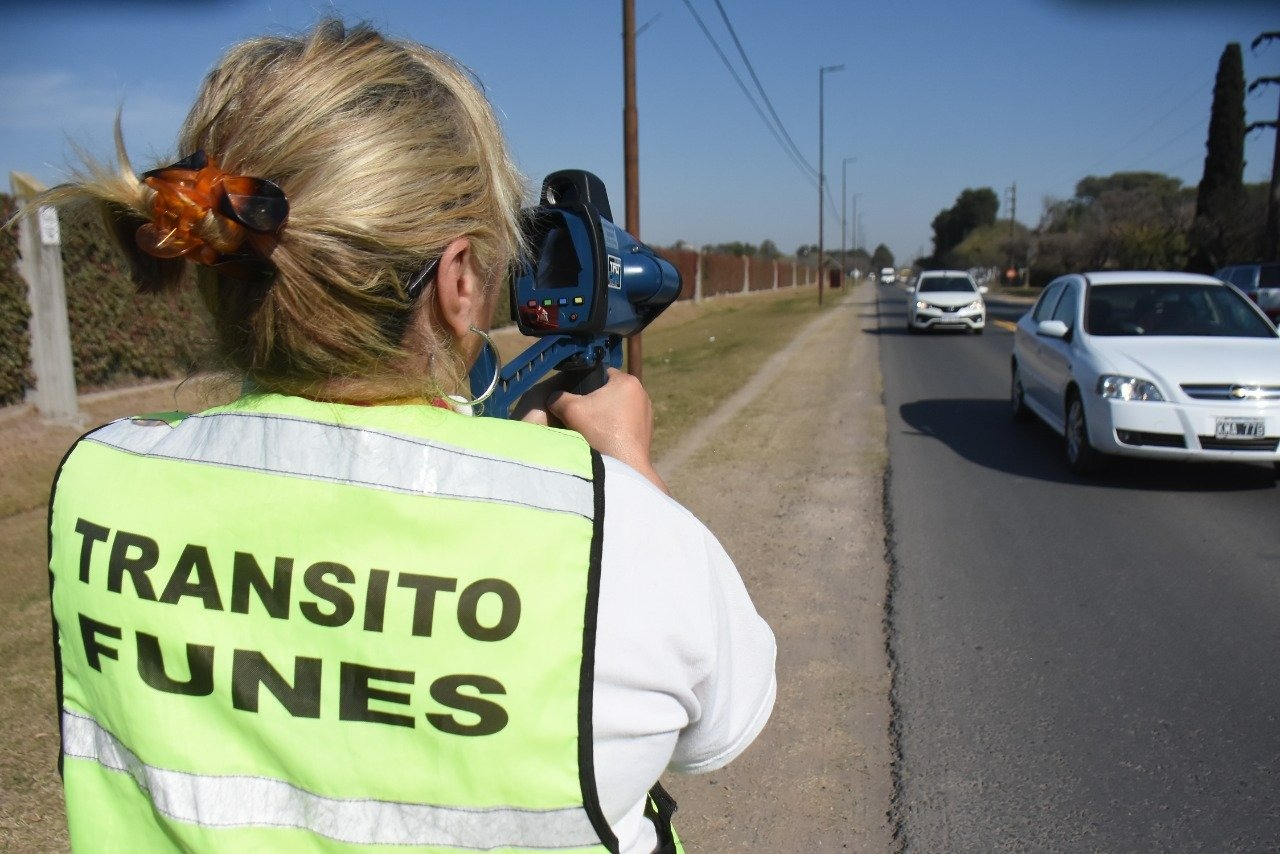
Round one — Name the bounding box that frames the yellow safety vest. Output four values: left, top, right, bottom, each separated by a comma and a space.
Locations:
48, 393, 624, 852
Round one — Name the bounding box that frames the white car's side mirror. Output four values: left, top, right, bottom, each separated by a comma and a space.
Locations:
979, 286, 989, 294
1037, 319, 1070, 339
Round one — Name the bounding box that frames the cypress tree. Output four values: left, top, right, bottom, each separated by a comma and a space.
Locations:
1187, 43, 1248, 272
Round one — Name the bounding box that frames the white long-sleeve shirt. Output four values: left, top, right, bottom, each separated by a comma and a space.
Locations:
592, 457, 777, 853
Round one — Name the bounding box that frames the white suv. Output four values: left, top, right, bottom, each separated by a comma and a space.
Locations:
907, 269, 987, 334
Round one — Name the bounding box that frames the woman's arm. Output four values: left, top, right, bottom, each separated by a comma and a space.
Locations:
518, 368, 669, 494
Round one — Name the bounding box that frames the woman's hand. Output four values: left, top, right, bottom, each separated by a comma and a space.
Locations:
517, 368, 669, 494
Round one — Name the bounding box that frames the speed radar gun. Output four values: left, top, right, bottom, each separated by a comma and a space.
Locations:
468, 170, 682, 418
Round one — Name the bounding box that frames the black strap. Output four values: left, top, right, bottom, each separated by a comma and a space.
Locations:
644, 780, 679, 853
49, 433, 96, 778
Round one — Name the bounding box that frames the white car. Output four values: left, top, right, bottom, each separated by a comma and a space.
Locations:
907, 269, 987, 334
1010, 271, 1280, 474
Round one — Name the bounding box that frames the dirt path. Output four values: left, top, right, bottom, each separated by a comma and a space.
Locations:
660, 281, 894, 850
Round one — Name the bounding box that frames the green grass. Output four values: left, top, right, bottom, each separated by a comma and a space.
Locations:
638, 288, 823, 457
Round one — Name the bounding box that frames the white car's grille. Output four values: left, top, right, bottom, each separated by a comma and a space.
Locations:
1180, 384, 1280, 401
1198, 436, 1279, 452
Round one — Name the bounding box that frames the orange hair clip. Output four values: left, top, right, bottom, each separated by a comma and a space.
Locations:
137, 150, 288, 278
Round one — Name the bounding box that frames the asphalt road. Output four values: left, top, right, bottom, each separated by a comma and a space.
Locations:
879, 283, 1280, 851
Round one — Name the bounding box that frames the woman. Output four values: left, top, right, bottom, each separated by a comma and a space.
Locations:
43, 19, 775, 854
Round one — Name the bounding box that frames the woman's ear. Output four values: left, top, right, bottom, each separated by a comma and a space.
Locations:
433, 236, 481, 341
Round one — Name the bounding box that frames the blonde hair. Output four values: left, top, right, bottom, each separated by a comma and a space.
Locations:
45, 19, 525, 400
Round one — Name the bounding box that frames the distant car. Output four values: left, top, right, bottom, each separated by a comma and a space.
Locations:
1010, 271, 1280, 474
879, 267, 897, 285
1214, 262, 1280, 323
907, 269, 987, 334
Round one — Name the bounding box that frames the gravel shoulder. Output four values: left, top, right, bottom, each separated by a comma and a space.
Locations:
660, 281, 894, 850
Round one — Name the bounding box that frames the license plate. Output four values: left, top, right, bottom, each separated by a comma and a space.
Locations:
1215, 417, 1265, 439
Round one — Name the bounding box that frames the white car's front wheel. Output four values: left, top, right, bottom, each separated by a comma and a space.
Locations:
1011, 366, 1031, 422
1065, 392, 1106, 475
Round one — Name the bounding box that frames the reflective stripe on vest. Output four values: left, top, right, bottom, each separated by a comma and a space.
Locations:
50, 395, 614, 852
62, 710, 600, 848
85, 410, 594, 518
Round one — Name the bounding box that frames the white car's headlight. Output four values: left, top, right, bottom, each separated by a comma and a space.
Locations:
1097, 375, 1165, 401
915, 300, 932, 310
962, 300, 983, 312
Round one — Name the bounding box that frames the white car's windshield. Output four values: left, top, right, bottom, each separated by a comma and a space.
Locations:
1086, 284, 1275, 338
918, 277, 976, 293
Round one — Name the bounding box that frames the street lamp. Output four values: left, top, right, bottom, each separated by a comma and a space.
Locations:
817, 63, 844, 306
841, 156, 856, 288
855, 207, 864, 257
850, 193, 862, 274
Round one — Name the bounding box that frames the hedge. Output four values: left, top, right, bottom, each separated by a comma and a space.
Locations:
0, 195, 33, 406
0, 198, 816, 409
0, 192, 206, 407
59, 204, 206, 390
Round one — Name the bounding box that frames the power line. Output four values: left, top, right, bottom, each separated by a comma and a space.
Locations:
1125, 118, 1202, 174
678, 0, 819, 189
710, 0, 816, 180
824, 177, 840, 220
1160, 151, 1202, 177
1077, 75, 1212, 179
635, 12, 662, 37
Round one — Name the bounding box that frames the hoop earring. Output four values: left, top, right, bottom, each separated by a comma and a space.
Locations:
459, 325, 501, 410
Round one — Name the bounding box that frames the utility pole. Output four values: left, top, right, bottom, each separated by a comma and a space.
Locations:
1005, 182, 1018, 286
622, 0, 643, 378
841, 156, 856, 289
1249, 31, 1280, 262
817, 63, 844, 306
853, 198, 862, 255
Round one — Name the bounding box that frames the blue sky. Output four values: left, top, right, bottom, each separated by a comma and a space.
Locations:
1, 0, 1276, 264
